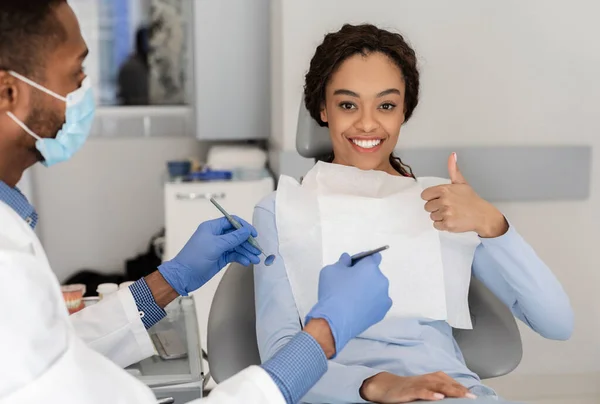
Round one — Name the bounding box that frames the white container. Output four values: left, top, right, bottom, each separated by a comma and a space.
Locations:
207, 145, 267, 170
97, 283, 119, 300
83, 296, 100, 307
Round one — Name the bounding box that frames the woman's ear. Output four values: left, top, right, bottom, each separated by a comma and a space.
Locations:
400, 107, 407, 125
320, 104, 328, 123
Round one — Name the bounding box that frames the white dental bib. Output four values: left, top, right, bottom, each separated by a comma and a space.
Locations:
275, 162, 479, 330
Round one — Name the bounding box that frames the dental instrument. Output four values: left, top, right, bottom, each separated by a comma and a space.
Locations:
210, 197, 276, 266
350, 245, 389, 266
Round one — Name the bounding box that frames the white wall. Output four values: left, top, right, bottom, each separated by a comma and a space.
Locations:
271, 0, 600, 377
32, 137, 204, 282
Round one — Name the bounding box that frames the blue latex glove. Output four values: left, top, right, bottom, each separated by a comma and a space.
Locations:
305, 252, 392, 357
159, 216, 261, 296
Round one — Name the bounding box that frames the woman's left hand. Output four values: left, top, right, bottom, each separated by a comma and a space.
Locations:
421, 153, 509, 238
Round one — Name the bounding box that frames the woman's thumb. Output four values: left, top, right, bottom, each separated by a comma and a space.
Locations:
448, 152, 467, 184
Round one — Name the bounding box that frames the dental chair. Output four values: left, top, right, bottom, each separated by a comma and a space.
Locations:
206, 100, 523, 384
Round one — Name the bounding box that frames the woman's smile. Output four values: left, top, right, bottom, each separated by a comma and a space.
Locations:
347, 136, 386, 153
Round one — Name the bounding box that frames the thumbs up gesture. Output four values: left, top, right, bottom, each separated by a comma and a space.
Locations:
420, 153, 508, 238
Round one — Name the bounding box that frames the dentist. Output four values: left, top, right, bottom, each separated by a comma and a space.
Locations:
0, 1, 393, 403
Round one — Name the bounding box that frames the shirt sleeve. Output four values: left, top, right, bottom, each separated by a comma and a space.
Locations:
472, 220, 574, 340
261, 332, 328, 404
129, 278, 166, 329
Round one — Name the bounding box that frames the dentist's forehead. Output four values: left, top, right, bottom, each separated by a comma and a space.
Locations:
51, 2, 88, 67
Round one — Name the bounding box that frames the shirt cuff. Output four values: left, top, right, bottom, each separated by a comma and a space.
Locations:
261, 331, 328, 404
479, 219, 519, 247
129, 278, 166, 329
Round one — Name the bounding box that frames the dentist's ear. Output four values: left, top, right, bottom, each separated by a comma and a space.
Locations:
0, 71, 19, 112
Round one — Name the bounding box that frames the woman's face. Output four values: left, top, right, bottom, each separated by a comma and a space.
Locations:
321, 52, 406, 175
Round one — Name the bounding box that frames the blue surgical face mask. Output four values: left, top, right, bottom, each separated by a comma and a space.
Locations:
6, 71, 96, 167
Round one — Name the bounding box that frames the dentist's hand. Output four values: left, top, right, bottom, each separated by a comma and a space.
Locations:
159, 216, 261, 296
305, 252, 392, 358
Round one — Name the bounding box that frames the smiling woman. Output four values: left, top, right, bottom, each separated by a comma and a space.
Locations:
252, 22, 573, 404
304, 23, 419, 178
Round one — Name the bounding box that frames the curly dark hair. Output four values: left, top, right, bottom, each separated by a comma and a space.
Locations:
304, 24, 419, 178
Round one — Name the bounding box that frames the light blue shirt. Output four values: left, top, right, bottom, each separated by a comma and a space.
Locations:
0, 181, 38, 227
253, 191, 573, 404
261, 331, 328, 404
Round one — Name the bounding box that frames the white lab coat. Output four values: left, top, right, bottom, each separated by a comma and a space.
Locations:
0, 201, 285, 404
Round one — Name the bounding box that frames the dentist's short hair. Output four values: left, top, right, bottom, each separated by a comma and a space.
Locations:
0, 0, 67, 79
